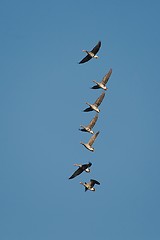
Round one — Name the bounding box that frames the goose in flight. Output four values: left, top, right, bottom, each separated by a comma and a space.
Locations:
79, 41, 101, 64
80, 179, 100, 191
69, 162, 92, 179
83, 92, 105, 113
79, 114, 98, 134
80, 131, 100, 152
91, 68, 112, 90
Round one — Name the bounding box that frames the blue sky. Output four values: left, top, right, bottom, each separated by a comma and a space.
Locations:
1, 0, 160, 239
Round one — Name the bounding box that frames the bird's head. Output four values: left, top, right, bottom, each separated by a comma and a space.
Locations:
82, 50, 87, 53
93, 80, 97, 83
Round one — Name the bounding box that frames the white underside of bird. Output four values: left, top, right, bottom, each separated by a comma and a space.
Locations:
80, 142, 94, 152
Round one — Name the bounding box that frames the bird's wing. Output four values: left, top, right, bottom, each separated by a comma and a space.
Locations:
79, 128, 87, 132
91, 41, 101, 54
90, 179, 100, 187
83, 107, 92, 112
88, 114, 98, 129
101, 68, 112, 85
91, 85, 100, 89
69, 167, 83, 179
94, 92, 105, 107
79, 55, 92, 64
88, 131, 100, 146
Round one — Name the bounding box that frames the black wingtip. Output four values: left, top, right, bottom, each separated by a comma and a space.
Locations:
79, 128, 86, 132
83, 108, 92, 112
69, 176, 74, 180
91, 85, 100, 89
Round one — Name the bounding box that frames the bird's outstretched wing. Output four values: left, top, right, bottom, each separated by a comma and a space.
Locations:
88, 131, 100, 146
69, 167, 83, 179
91, 85, 100, 89
83, 107, 92, 112
90, 179, 100, 187
88, 114, 98, 129
91, 41, 101, 55
101, 68, 112, 85
94, 92, 105, 107
79, 55, 92, 64
80, 128, 88, 132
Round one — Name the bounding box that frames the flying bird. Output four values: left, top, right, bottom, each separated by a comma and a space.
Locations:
69, 162, 92, 180
80, 179, 100, 191
79, 41, 101, 64
91, 68, 112, 90
80, 131, 100, 152
83, 92, 105, 113
79, 114, 98, 134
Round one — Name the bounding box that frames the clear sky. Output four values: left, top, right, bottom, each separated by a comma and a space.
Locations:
1, 0, 160, 239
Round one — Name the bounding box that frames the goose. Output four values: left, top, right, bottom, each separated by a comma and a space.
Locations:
80, 131, 99, 152
91, 68, 112, 90
80, 179, 100, 191
69, 162, 92, 179
83, 92, 105, 113
79, 41, 101, 64
79, 114, 98, 134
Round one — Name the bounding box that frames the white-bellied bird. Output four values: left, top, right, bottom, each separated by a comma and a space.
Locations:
79, 41, 101, 64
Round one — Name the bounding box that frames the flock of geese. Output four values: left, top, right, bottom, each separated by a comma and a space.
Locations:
68, 41, 112, 192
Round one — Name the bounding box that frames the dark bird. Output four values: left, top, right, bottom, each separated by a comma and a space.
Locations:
79, 41, 101, 64
80, 131, 100, 152
69, 162, 92, 180
91, 68, 112, 90
79, 114, 98, 134
83, 92, 105, 113
80, 179, 100, 191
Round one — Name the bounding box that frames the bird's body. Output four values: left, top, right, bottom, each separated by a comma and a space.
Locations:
69, 162, 92, 179
80, 179, 100, 191
83, 92, 105, 113
80, 114, 98, 134
79, 41, 101, 64
80, 131, 100, 152
91, 68, 112, 90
